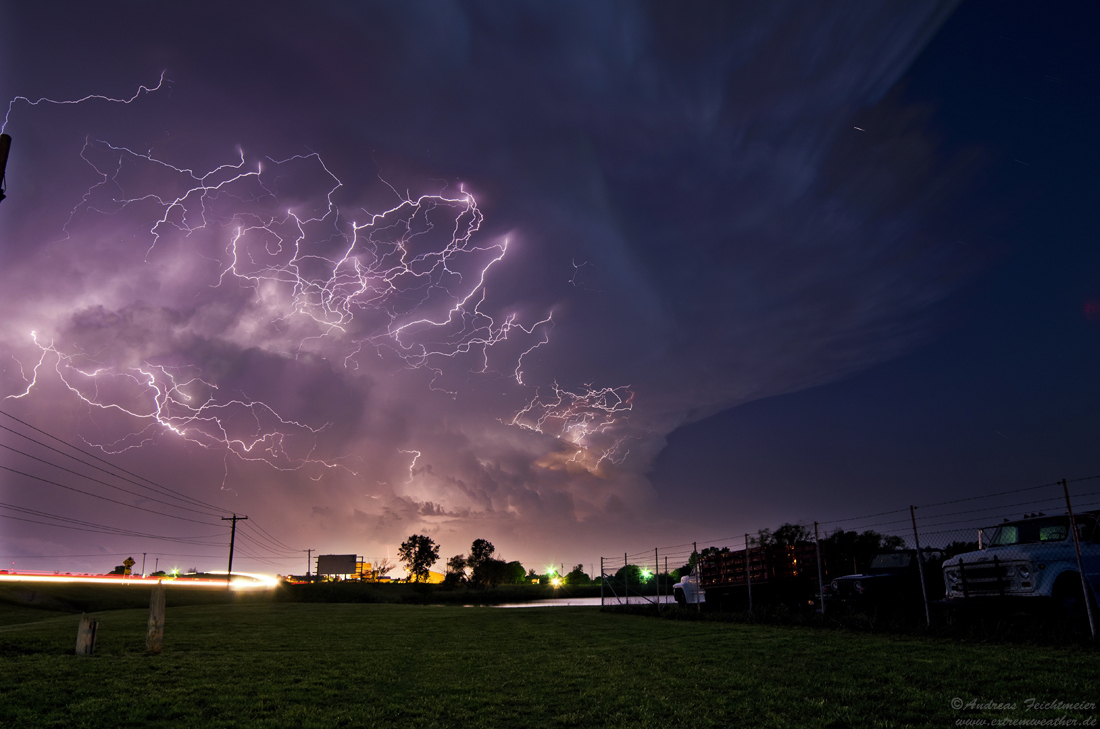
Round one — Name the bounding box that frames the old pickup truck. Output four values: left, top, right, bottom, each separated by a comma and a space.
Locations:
940, 511, 1100, 618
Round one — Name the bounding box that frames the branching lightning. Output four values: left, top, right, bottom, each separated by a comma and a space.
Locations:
510, 383, 635, 467
3, 76, 634, 477
9, 333, 344, 473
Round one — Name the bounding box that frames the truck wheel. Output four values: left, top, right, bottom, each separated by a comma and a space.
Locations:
1051, 575, 1089, 629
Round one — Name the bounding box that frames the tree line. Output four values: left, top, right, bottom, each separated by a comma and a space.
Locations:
397, 534, 592, 587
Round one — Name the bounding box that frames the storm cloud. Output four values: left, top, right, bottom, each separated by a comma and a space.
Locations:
0, 1, 985, 570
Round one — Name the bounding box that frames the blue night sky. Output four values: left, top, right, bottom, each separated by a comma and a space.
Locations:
0, 1, 1096, 575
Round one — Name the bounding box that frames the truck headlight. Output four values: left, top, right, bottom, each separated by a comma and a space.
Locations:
946, 571, 958, 586
831, 580, 838, 591
854, 581, 864, 594
1018, 566, 1030, 580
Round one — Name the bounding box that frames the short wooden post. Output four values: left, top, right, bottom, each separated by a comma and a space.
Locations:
146, 582, 166, 654
75, 614, 99, 655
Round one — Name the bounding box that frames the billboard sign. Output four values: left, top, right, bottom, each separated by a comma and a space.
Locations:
316, 554, 358, 575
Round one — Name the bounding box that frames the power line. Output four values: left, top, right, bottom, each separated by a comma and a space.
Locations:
0, 408, 229, 513
242, 519, 300, 553
0, 465, 223, 526
0, 409, 302, 567
0, 441, 224, 518
917, 481, 1060, 509
817, 507, 910, 527
0, 552, 230, 559
0, 503, 227, 544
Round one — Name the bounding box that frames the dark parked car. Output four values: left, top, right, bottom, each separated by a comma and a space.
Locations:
826, 550, 945, 608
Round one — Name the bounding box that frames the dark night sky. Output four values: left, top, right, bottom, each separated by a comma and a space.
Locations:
0, 1, 1097, 576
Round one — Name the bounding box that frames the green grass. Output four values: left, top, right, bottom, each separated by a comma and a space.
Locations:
0, 604, 1096, 728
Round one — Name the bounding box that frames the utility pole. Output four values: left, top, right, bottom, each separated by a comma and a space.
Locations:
142, 552, 147, 578
221, 514, 248, 586
306, 549, 313, 579
0, 133, 11, 204
155, 557, 159, 573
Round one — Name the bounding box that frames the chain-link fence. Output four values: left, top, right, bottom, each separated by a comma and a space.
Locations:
601, 477, 1100, 639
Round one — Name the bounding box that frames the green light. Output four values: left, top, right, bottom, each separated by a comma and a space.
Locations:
545, 567, 556, 576
640, 570, 652, 580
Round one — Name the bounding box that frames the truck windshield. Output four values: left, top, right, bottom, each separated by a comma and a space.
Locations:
983, 517, 1069, 546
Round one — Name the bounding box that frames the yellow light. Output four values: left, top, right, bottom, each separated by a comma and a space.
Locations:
550, 577, 562, 587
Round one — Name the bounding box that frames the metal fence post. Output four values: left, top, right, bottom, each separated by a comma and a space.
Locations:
655, 547, 661, 613
814, 521, 825, 615
600, 557, 604, 608
624, 552, 629, 605
745, 533, 753, 613
693, 542, 700, 613
1062, 479, 1097, 640
910, 505, 931, 628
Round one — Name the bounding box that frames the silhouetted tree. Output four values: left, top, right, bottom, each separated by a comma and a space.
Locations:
505, 561, 526, 584
372, 557, 395, 578
443, 554, 468, 587
821, 529, 905, 575
473, 558, 521, 586
565, 564, 590, 585
613, 564, 645, 585
754, 523, 813, 547
467, 539, 495, 585
398, 534, 440, 582
943, 540, 979, 558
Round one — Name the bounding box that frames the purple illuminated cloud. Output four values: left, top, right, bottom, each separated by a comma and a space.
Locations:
0, 1, 982, 571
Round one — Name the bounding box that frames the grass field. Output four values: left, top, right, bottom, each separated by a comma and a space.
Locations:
1, 592, 1097, 728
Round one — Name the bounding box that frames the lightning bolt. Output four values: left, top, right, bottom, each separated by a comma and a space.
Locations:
4, 76, 635, 476
7, 333, 348, 474
1, 71, 169, 134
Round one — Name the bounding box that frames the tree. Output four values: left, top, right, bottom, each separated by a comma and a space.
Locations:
446, 554, 467, 575
468, 539, 497, 586
443, 554, 467, 587
372, 557, 395, 578
754, 523, 812, 548
771, 523, 813, 546
613, 564, 645, 585
505, 561, 526, 584
565, 564, 590, 585
444, 554, 468, 587
821, 529, 905, 575
398, 534, 440, 582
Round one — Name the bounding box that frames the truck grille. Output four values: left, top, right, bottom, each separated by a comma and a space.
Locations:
957, 560, 1009, 595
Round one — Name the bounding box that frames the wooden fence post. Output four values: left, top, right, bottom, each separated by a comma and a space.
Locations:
75, 614, 99, 655
146, 582, 166, 654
